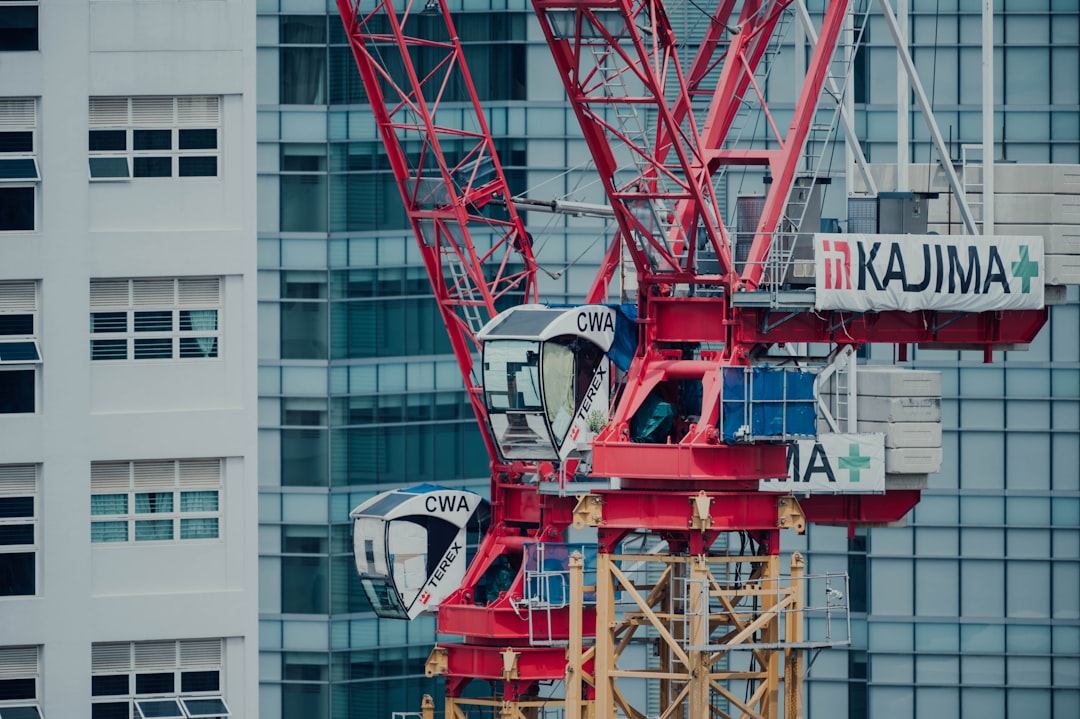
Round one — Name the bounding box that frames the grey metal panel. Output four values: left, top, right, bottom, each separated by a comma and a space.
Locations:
484, 309, 566, 337
848, 197, 878, 234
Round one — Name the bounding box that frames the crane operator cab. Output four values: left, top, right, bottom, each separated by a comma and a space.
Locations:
351, 485, 489, 620
477, 304, 637, 464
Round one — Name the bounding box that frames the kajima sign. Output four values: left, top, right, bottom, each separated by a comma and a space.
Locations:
814, 234, 1044, 312
759, 433, 886, 494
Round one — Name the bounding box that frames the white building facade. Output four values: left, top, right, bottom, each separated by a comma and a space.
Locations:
0, 1, 259, 717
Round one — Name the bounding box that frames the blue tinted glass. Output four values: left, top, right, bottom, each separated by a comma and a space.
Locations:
134, 311, 172, 332
181, 698, 228, 717
92, 675, 129, 696
133, 338, 172, 359
180, 670, 219, 692
0, 342, 39, 361
0, 158, 36, 179
0, 707, 42, 719
134, 672, 174, 694
91, 339, 128, 360
178, 129, 217, 150
89, 130, 126, 152
91, 313, 127, 333
90, 157, 130, 179
0, 496, 32, 518
179, 337, 218, 358
133, 130, 171, 151
0, 314, 31, 335
133, 157, 171, 177
92, 703, 130, 719
0, 131, 32, 153
0, 524, 33, 545
135, 699, 183, 718
179, 156, 217, 177
0, 187, 34, 231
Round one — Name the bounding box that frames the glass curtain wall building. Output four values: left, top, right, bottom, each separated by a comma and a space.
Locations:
255, 2, 598, 715
256, 0, 1079, 717
796, 2, 1080, 717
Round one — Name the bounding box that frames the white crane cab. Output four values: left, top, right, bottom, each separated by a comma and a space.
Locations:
350, 485, 489, 620
477, 304, 637, 463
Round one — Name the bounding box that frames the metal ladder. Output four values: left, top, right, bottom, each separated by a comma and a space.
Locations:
833, 359, 851, 431
797, 3, 869, 178
589, 43, 681, 268
716, 5, 794, 181
961, 143, 985, 232
765, 5, 867, 290
441, 247, 486, 336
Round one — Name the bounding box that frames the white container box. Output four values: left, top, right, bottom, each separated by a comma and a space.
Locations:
885, 447, 943, 474
1047, 254, 1080, 285
857, 396, 942, 423
858, 420, 942, 448
857, 367, 942, 398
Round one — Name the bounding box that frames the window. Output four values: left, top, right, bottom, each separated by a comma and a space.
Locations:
90, 278, 221, 361
90, 459, 222, 544
280, 270, 327, 359
0, 465, 37, 598
91, 640, 229, 719
279, 16, 327, 105
88, 97, 220, 180
0, 1, 37, 52
0, 645, 41, 717
0, 98, 38, 232
0, 281, 38, 415
321, 13, 526, 104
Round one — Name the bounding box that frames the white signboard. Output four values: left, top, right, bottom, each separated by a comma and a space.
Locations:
760, 433, 886, 494
814, 234, 1044, 312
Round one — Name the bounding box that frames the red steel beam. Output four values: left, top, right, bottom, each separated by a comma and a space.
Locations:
336, 0, 540, 467
738, 0, 850, 290
578, 489, 923, 532
530, 0, 732, 278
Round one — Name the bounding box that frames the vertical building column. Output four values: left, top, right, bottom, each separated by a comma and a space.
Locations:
982, 0, 995, 234
896, 0, 909, 191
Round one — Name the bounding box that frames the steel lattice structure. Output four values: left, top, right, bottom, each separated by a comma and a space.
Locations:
335, 1, 1052, 717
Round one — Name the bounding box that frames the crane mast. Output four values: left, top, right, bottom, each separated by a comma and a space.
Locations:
336, 1, 1057, 718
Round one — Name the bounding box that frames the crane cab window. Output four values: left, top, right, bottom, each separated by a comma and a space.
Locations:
543, 339, 604, 444
483, 340, 542, 411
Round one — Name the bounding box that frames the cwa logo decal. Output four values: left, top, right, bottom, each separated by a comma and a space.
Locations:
425, 494, 470, 514
576, 310, 615, 333
814, 234, 1044, 313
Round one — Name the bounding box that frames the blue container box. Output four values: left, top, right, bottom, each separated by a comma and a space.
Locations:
720, 366, 817, 443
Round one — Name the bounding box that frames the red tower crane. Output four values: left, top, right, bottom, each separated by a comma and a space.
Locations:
336, 1, 1053, 717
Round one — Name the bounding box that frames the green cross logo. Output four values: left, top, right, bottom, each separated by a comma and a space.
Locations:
1011, 245, 1039, 294
838, 443, 871, 482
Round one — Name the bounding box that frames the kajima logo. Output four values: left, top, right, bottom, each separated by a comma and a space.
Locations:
823, 238, 1038, 295
821, 239, 852, 290
815, 234, 1044, 313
